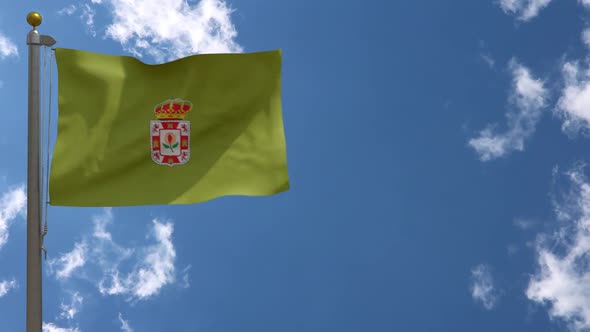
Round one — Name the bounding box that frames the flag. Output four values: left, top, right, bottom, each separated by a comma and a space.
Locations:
49, 48, 288, 206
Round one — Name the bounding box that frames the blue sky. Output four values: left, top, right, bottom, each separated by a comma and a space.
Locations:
2, 0, 590, 331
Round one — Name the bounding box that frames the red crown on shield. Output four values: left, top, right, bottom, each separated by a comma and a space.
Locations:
154, 98, 192, 120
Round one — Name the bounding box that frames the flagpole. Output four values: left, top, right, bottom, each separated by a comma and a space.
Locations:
26, 12, 55, 332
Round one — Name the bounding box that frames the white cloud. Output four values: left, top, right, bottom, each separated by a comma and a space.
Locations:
0, 186, 27, 251
555, 61, 590, 136
88, 0, 242, 62
514, 218, 537, 230
49, 209, 179, 301
48, 209, 127, 281
580, 0, 590, 9
42, 323, 80, 332
582, 28, 590, 49
469, 60, 547, 161
80, 4, 97, 37
90, 208, 134, 272
48, 242, 87, 280
118, 312, 133, 332
93, 208, 113, 241
57, 4, 97, 37
498, 0, 553, 21
59, 292, 83, 320
0, 32, 18, 59
470, 264, 499, 310
57, 5, 77, 16
99, 220, 176, 300
480, 54, 495, 69
180, 264, 191, 288
0, 279, 17, 297
511, 63, 548, 110
507, 244, 520, 255
131, 220, 176, 298
469, 129, 510, 161
526, 165, 590, 331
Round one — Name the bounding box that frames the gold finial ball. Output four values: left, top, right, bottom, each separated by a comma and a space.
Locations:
26, 12, 42, 28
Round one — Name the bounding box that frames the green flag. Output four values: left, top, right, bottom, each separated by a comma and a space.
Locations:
49, 48, 288, 207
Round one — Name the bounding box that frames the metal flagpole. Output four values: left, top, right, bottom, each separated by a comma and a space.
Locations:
26, 12, 55, 332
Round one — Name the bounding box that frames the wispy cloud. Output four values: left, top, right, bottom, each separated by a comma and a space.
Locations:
129, 220, 176, 299
477, 41, 496, 70
548, 2, 590, 137
42, 322, 80, 332
57, 4, 97, 37
555, 61, 590, 136
90, 208, 134, 272
48, 242, 88, 280
480, 54, 496, 69
93, 208, 113, 241
57, 5, 77, 16
526, 165, 590, 331
0, 185, 27, 251
468, 60, 547, 161
513, 218, 537, 230
582, 28, 590, 49
80, 4, 97, 37
498, 0, 553, 21
83, 0, 242, 62
118, 312, 134, 332
99, 220, 176, 300
0, 32, 18, 59
507, 244, 520, 255
0, 279, 17, 297
180, 265, 191, 289
59, 292, 83, 320
470, 264, 500, 310
49, 209, 179, 301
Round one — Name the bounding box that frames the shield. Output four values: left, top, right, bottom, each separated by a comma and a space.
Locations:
151, 120, 190, 166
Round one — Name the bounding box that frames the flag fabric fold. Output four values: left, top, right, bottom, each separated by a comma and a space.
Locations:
49, 48, 288, 206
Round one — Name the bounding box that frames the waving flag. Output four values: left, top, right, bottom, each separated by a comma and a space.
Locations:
49, 48, 288, 206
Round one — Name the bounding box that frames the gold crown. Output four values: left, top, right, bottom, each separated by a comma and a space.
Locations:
154, 98, 192, 120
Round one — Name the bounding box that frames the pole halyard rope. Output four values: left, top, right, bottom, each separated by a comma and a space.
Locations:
41, 48, 54, 260
40, 46, 47, 260
40, 46, 45, 209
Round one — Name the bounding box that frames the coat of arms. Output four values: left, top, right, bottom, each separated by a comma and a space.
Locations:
150, 98, 191, 166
